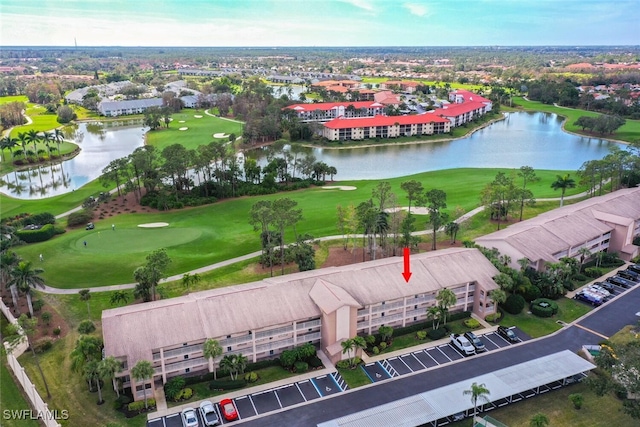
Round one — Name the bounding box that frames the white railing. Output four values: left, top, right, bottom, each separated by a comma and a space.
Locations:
2, 299, 61, 427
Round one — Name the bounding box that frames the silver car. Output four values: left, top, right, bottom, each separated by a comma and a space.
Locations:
181, 407, 199, 427
199, 400, 220, 426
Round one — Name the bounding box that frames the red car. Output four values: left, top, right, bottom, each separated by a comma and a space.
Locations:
219, 398, 238, 421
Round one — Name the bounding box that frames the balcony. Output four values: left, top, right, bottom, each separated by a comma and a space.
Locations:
296, 319, 321, 330
256, 325, 294, 340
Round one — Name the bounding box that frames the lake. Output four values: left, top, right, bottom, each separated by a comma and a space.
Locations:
249, 111, 621, 180
0, 121, 147, 199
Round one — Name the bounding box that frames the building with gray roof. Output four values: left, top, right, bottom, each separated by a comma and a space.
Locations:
102, 247, 499, 401
98, 98, 164, 117
475, 187, 640, 271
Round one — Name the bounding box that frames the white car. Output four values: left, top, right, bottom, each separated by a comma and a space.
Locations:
181, 407, 199, 427
199, 400, 220, 426
450, 333, 476, 356
588, 284, 611, 297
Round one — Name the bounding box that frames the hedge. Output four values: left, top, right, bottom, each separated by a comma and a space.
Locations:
15, 224, 56, 243
209, 379, 246, 390
127, 398, 156, 412
530, 298, 559, 318
427, 327, 447, 340
67, 209, 93, 227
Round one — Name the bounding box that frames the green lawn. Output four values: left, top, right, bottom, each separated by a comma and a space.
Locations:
145, 112, 243, 151
9, 104, 61, 137
499, 297, 593, 338
509, 97, 640, 143
337, 365, 372, 389
0, 354, 40, 427
8, 168, 582, 288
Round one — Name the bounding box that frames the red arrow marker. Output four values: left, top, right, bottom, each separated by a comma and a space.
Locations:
402, 247, 412, 283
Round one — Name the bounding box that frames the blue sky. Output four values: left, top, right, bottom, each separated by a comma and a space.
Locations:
1, 0, 638, 47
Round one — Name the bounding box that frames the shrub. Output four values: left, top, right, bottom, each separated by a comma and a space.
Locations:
372, 346, 380, 354
336, 360, 350, 369
15, 224, 56, 243
427, 327, 447, 340
77, 320, 96, 334
308, 356, 323, 369
448, 311, 472, 322
464, 318, 480, 329
67, 209, 93, 227
365, 335, 376, 346
244, 372, 258, 383
485, 312, 501, 323
22, 212, 56, 226
181, 388, 193, 400
522, 284, 542, 302
280, 349, 297, 369
208, 379, 246, 391
503, 294, 526, 315
127, 398, 156, 412
416, 331, 427, 340
530, 298, 559, 318
53, 326, 61, 336
294, 361, 308, 373
34, 338, 53, 353
113, 394, 132, 410
379, 341, 387, 350
32, 299, 45, 312
41, 312, 52, 325
569, 393, 583, 409
164, 376, 186, 401
585, 267, 605, 278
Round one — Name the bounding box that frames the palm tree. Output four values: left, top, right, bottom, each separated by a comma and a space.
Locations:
352, 336, 367, 359
130, 360, 154, 409
445, 221, 460, 244
529, 413, 550, 427
3, 135, 18, 160
84, 360, 104, 404
340, 338, 356, 367
463, 382, 491, 420
427, 306, 441, 330
436, 288, 457, 325
181, 272, 201, 290
1, 251, 21, 309
41, 131, 54, 158
79, 289, 91, 319
98, 356, 123, 397
9, 261, 45, 317
551, 174, 576, 207
109, 290, 129, 306
52, 128, 65, 156
489, 289, 507, 307
26, 129, 41, 159
577, 247, 592, 272
235, 353, 248, 377
16, 131, 29, 160
203, 339, 223, 380
70, 335, 103, 390
220, 354, 238, 380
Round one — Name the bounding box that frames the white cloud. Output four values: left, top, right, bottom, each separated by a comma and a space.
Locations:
403, 2, 428, 17
340, 0, 375, 12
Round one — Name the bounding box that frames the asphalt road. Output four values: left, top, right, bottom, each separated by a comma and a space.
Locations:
237, 285, 640, 427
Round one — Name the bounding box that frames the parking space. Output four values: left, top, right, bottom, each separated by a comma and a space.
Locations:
311, 375, 342, 396
147, 419, 163, 427
480, 335, 500, 351
426, 346, 451, 364
276, 384, 306, 407
297, 379, 321, 401
361, 362, 392, 383
413, 350, 438, 368
484, 332, 512, 348
400, 353, 426, 372
234, 395, 256, 419
163, 413, 182, 427
251, 390, 281, 414
441, 343, 466, 360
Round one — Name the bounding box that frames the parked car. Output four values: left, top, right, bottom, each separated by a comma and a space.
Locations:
587, 284, 611, 298
463, 331, 486, 352
607, 275, 634, 289
85, 222, 95, 230
450, 333, 476, 356
627, 264, 640, 275
618, 269, 639, 282
595, 281, 615, 292
574, 290, 604, 306
220, 398, 238, 422
199, 401, 219, 426
497, 326, 519, 343
181, 407, 199, 427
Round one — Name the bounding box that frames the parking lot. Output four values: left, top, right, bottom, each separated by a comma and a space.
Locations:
147, 372, 347, 426
361, 327, 529, 383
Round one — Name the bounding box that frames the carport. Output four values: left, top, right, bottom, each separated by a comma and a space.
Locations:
317, 350, 595, 427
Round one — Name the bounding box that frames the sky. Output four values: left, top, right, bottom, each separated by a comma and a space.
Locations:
1, 0, 639, 47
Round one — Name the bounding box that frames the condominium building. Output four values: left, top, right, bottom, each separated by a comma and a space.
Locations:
283, 101, 386, 123
475, 187, 640, 271
321, 113, 451, 141
102, 248, 499, 401
98, 98, 164, 117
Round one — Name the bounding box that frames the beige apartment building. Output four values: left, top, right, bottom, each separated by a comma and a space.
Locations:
102, 248, 500, 401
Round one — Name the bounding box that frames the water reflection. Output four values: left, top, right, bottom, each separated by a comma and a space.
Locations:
248, 112, 623, 180
1, 121, 147, 199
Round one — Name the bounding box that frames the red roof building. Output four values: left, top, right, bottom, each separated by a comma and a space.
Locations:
431, 101, 489, 127
283, 101, 386, 122
322, 114, 451, 141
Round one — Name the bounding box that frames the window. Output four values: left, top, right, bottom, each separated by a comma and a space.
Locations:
185, 368, 190, 373
381, 312, 385, 317
183, 342, 188, 346
414, 317, 417, 321
227, 335, 231, 339
269, 350, 274, 355
227, 347, 231, 352
248, 331, 252, 335
184, 355, 189, 360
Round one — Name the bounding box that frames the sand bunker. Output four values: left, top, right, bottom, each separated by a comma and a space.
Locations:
194, 115, 203, 118
385, 207, 429, 215
179, 120, 186, 123
138, 222, 170, 228
321, 186, 357, 191
213, 132, 229, 138
179, 127, 188, 131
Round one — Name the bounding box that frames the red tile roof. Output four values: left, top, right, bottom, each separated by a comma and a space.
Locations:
432, 101, 487, 117
284, 101, 385, 112
450, 89, 491, 104
323, 114, 449, 130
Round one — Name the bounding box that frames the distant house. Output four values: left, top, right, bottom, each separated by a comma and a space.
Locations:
322, 113, 451, 141
98, 98, 164, 117
475, 187, 640, 271
379, 80, 420, 94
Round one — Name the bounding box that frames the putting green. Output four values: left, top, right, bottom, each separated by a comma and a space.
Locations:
75, 227, 202, 254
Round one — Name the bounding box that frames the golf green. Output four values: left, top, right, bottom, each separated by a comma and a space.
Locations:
76, 227, 202, 254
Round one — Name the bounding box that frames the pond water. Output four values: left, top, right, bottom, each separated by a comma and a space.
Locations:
249, 111, 622, 180
268, 84, 307, 101
0, 121, 147, 199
